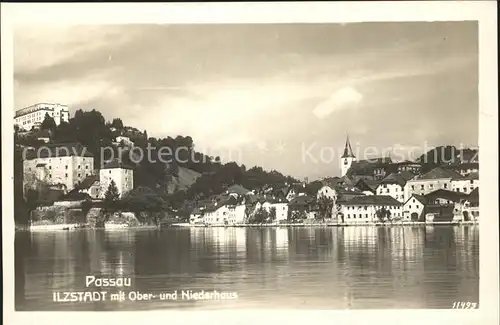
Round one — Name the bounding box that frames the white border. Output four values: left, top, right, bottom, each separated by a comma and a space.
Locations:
2, 2, 498, 325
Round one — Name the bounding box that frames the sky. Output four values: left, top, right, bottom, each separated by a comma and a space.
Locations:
13, 22, 478, 180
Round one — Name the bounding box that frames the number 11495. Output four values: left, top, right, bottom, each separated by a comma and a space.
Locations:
452, 301, 478, 309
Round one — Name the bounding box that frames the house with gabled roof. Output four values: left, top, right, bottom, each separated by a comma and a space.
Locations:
375, 173, 409, 203
353, 178, 379, 195
403, 194, 427, 221
404, 166, 464, 200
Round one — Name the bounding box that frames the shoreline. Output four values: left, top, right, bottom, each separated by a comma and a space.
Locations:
18, 220, 479, 232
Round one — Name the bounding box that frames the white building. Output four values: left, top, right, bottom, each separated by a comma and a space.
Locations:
226, 204, 246, 224
23, 143, 94, 195
338, 195, 403, 224
402, 194, 427, 221
203, 204, 229, 225
453, 163, 479, 177
99, 159, 134, 198
76, 175, 101, 199
451, 172, 479, 194
404, 167, 463, 200
115, 136, 134, 148
340, 135, 356, 177
15, 103, 70, 131
375, 173, 408, 203
316, 185, 337, 200
262, 199, 289, 222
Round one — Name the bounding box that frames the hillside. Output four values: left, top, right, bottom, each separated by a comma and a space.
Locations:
14, 109, 299, 208
165, 166, 202, 194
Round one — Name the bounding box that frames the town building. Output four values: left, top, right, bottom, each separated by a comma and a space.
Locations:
422, 189, 470, 222
459, 188, 479, 221
114, 136, 134, 148
15, 103, 70, 131
337, 195, 403, 224
99, 159, 134, 198
288, 195, 317, 219
402, 194, 427, 221
262, 198, 289, 222
404, 167, 463, 199
451, 172, 479, 194
375, 172, 414, 203
23, 142, 94, 195
75, 175, 100, 199
316, 185, 337, 200
353, 178, 379, 195
453, 162, 479, 177
202, 197, 246, 225
394, 161, 421, 174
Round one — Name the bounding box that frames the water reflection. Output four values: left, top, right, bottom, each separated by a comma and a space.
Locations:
15, 225, 479, 310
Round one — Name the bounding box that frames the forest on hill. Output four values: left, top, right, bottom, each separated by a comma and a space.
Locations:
14, 109, 299, 223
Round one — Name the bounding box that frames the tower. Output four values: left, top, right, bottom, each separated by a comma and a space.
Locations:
340, 135, 356, 177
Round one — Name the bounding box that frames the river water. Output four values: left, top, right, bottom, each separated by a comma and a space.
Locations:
15, 225, 479, 310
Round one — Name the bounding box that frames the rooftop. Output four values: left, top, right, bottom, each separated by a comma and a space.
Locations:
226, 184, 251, 196
341, 195, 402, 206
414, 167, 463, 181
102, 159, 135, 170
75, 175, 99, 190
379, 173, 407, 187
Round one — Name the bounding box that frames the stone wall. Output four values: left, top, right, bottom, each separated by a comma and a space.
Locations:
31, 205, 87, 226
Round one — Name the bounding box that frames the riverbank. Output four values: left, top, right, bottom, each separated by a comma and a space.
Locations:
177, 220, 479, 228
21, 220, 479, 231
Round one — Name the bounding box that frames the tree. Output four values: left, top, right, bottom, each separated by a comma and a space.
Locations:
41, 113, 56, 131
120, 186, 167, 226
81, 198, 93, 216
269, 207, 277, 222
317, 195, 334, 221
103, 180, 120, 214
376, 207, 392, 223
251, 207, 269, 224
111, 118, 124, 130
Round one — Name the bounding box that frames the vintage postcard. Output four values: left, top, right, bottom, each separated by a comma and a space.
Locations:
2, 2, 498, 325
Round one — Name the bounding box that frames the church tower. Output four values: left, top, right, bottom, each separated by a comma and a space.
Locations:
340, 135, 356, 177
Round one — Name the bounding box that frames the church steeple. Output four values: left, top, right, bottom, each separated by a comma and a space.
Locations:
340, 134, 356, 177
341, 134, 355, 159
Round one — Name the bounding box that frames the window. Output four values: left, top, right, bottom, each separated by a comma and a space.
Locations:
65, 165, 68, 169
470, 180, 473, 184
386, 189, 389, 193
85, 165, 89, 169
444, 184, 448, 189
429, 184, 433, 189
78, 173, 81, 177
463, 188, 466, 192
109, 170, 111, 174
65, 173, 68, 177
364, 206, 367, 210
49, 166, 52, 169
409, 205, 412, 209
470, 187, 474, 191
78, 165, 81, 169
420, 185, 424, 190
